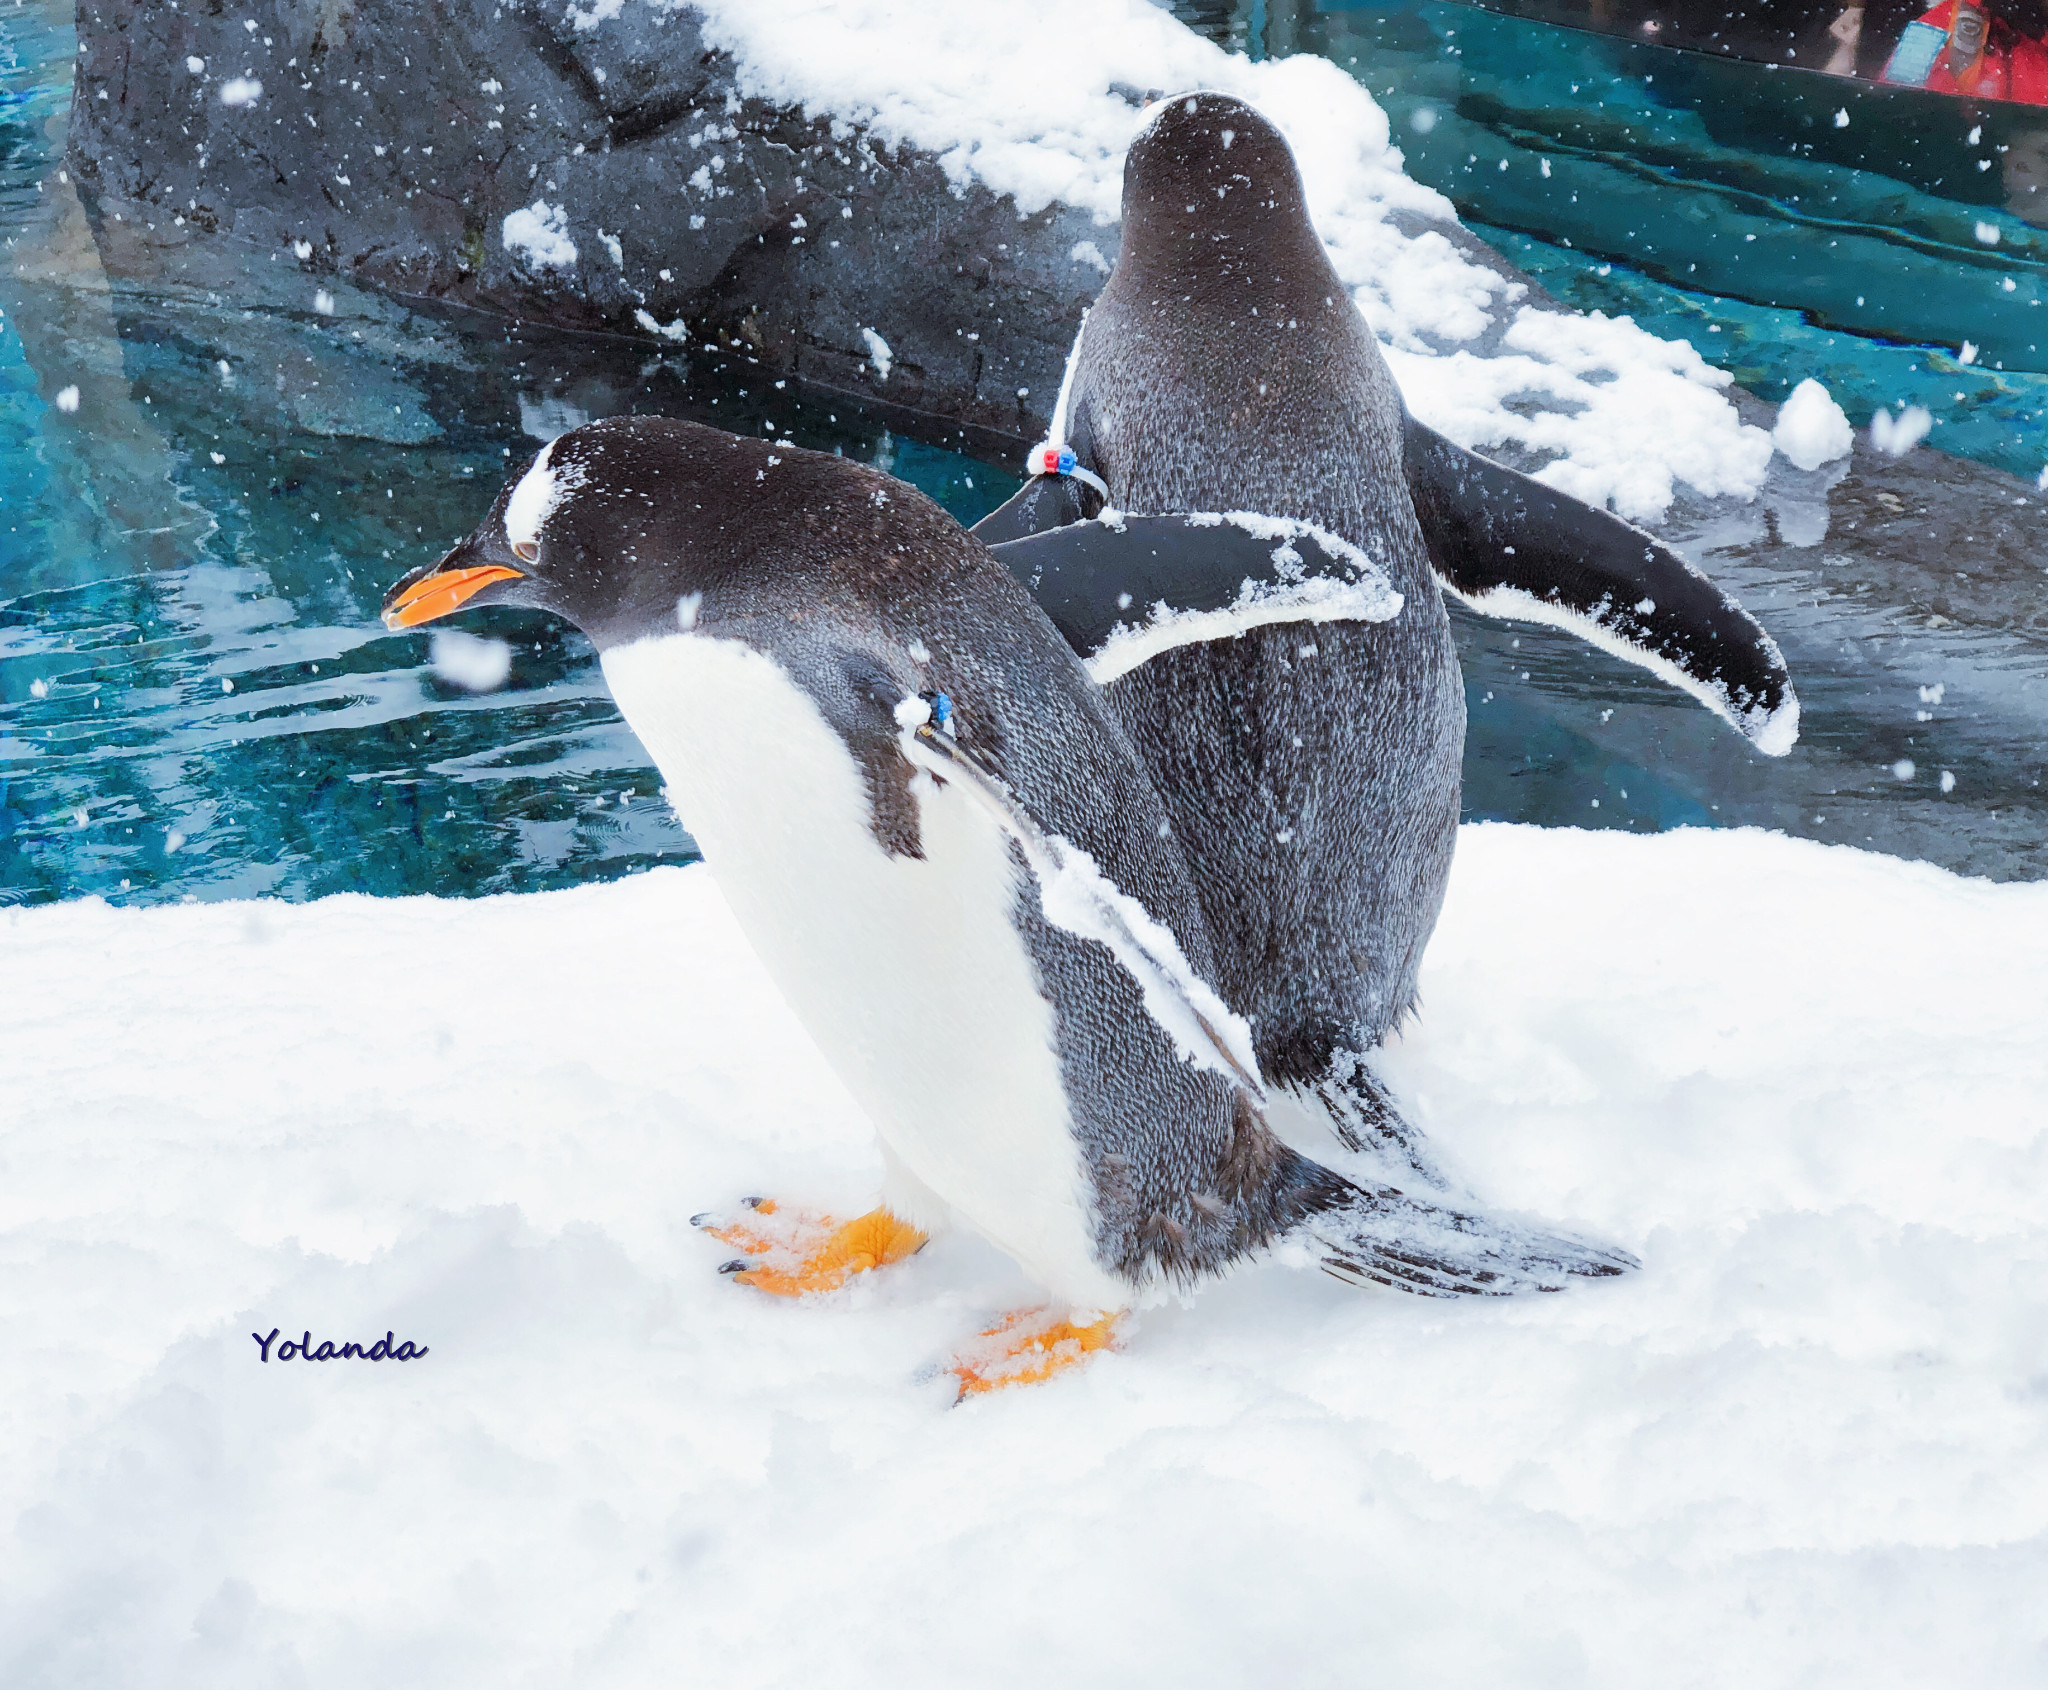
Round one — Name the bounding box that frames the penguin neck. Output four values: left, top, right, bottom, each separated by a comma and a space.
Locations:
1112, 215, 1334, 309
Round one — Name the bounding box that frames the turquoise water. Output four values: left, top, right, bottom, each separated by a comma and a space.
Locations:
3, 0, 2043, 910
0, 5, 1005, 908
1287, 0, 2048, 478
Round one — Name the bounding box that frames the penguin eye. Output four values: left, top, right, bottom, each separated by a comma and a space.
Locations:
511, 539, 539, 564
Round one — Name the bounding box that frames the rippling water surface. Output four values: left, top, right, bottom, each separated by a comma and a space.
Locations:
2, 0, 2042, 911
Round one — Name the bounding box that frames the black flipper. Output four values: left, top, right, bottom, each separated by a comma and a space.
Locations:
1402, 413, 1800, 756
898, 714, 1268, 1101
1288, 1151, 1638, 1296
971, 473, 1101, 544
988, 513, 1402, 681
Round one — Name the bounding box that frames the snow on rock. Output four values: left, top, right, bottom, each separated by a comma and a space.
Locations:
2, 826, 2044, 1683
685, 0, 1774, 519
860, 325, 893, 380
501, 200, 579, 273
1772, 377, 1855, 471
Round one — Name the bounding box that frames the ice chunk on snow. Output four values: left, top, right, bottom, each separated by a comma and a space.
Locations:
860, 327, 892, 380
186, 55, 205, 74
430, 629, 514, 692
502, 201, 577, 273
218, 77, 262, 107
1772, 379, 1853, 471
1870, 405, 1933, 458
52, 385, 79, 413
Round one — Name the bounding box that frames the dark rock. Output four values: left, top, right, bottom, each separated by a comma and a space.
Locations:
67, 0, 1118, 446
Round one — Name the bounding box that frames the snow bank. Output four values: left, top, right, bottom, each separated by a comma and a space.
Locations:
684, 0, 1774, 521
501, 200, 579, 273
3, 826, 2044, 1685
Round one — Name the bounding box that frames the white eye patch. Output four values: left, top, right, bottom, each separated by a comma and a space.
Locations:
504, 436, 588, 555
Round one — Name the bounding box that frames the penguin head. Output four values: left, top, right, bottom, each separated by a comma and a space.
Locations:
1121, 92, 1314, 264
380, 415, 985, 858
382, 415, 943, 654
383, 417, 721, 647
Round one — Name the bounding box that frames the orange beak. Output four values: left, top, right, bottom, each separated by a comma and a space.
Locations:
381, 564, 524, 630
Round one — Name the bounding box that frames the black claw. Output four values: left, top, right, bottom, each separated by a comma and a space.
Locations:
689, 1212, 713, 1228
741, 1196, 766, 1210
717, 1259, 752, 1276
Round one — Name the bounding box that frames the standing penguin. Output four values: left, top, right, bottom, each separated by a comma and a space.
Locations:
383, 416, 1634, 1393
977, 92, 1797, 1183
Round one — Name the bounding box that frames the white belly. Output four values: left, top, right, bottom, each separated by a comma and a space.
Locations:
602, 633, 1125, 1309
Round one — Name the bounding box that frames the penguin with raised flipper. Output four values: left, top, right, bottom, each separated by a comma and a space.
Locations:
382, 415, 1636, 1394
976, 91, 1797, 1186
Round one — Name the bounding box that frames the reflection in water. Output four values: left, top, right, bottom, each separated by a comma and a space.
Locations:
1, 0, 2043, 912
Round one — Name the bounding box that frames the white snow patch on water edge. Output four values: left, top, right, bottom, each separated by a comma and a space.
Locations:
1, 828, 2045, 1683
1772, 377, 1855, 471
502, 200, 578, 273
678, 0, 1773, 522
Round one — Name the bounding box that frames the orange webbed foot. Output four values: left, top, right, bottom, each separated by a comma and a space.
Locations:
950, 1307, 1125, 1397
692, 1199, 928, 1296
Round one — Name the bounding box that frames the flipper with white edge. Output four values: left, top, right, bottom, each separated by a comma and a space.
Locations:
986, 512, 1404, 685
1402, 413, 1799, 755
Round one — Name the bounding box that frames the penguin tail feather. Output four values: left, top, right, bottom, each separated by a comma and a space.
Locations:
1285, 1157, 1638, 1297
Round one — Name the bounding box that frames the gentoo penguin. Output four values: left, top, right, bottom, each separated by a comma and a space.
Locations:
976, 92, 1798, 1186
382, 415, 1635, 1393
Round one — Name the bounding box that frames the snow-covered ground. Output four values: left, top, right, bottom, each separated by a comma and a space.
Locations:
3, 824, 2043, 1686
